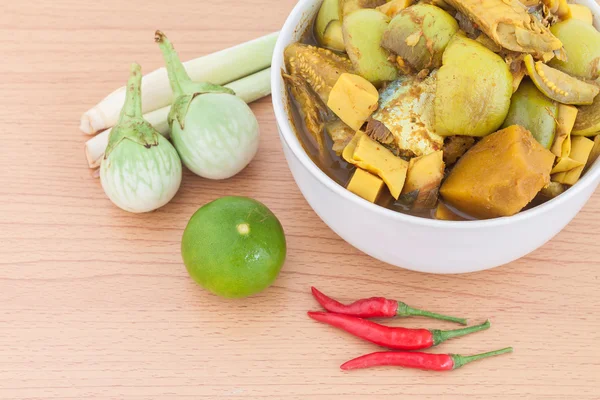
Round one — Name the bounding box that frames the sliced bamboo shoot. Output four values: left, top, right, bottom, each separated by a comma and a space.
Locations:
552, 136, 594, 185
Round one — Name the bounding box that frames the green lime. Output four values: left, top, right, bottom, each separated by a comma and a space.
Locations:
181, 196, 286, 298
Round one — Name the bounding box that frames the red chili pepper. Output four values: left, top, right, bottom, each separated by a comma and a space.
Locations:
311, 287, 467, 325
340, 347, 513, 371
308, 311, 490, 350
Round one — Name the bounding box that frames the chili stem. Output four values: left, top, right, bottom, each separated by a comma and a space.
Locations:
452, 347, 513, 369
397, 302, 468, 325
432, 319, 491, 345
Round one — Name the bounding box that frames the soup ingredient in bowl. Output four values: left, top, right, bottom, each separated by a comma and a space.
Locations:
399, 150, 445, 209
443, 0, 563, 59
311, 287, 467, 324
343, 9, 398, 85
572, 92, 600, 136
376, 0, 412, 18
440, 125, 555, 219
549, 19, 600, 80
551, 104, 578, 157
308, 312, 490, 350
381, 4, 459, 72
502, 79, 558, 150
181, 196, 286, 299
435, 202, 467, 221
339, 0, 387, 20
435, 35, 513, 137
156, 31, 259, 180
325, 120, 355, 155
327, 73, 379, 131
568, 4, 593, 24
585, 136, 600, 172
347, 168, 386, 203
523, 54, 600, 106
315, 0, 346, 52
284, 44, 354, 105
322, 21, 346, 52
100, 64, 182, 213
343, 132, 409, 199
552, 136, 595, 185
340, 347, 513, 371
369, 72, 442, 157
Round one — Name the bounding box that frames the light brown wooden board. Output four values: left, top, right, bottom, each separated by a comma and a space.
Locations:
0, 1, 599, 398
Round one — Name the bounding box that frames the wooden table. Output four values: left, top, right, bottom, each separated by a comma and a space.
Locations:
1, 1, 599, 398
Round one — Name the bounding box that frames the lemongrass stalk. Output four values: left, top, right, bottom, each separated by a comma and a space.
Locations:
85, 67, 272, 168
225, 68, 272, 103
80, 32, 278, 135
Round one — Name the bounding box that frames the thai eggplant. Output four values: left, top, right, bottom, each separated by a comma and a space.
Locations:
322, 21, 346, 52
549, 19, 600, 81
343, 9, 398, 85
156, 31, 259, 180
502, 79, 557, 150
572, 92, 600, 136
568, 4, 593, 25
381, 4, 459, 71
524, 55, 599, 105
316, 0, 341, 44
435, 35, 513, 137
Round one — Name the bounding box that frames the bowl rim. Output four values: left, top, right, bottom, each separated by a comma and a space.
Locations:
271, 0, 600, 230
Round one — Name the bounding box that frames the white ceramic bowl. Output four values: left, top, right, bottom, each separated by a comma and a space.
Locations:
271, 0, 600, 274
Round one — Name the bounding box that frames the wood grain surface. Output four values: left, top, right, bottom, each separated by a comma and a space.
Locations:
1, 1, 599, 398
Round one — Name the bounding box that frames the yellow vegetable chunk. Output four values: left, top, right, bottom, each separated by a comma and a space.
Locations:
347, 168, 385, 202
401, 150, 445, 209
568, 4, 593, 25
551, 104, 578, 157
585, 135, 600, 172
552, 136, 594, 185
376, 0, 412, 17
435, 202, 466, 221
348, 134, 409, 199
551, 157, 584, 174
440, 125, 555, 219
342, 130, 366, 163
328, 73, 379, 131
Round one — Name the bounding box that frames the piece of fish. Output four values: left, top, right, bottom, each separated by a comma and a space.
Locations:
369, 72, 444, 158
